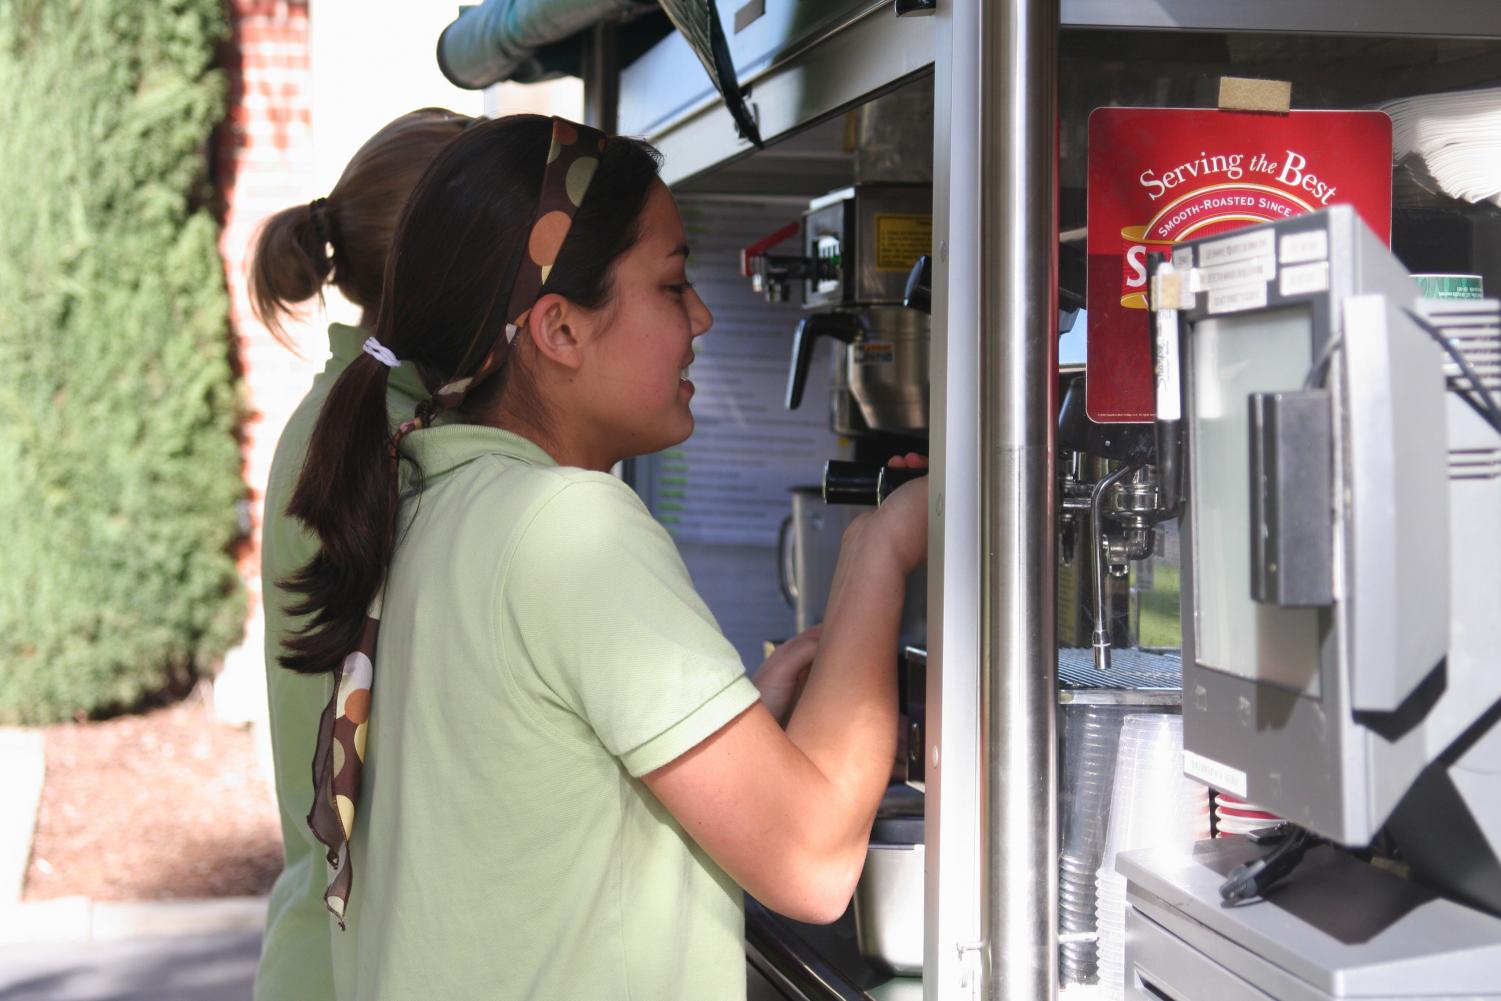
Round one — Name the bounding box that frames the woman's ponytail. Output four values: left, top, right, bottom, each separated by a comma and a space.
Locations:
278, 354, 399, 675
248, 201, 336, 346
247, 108, 474, 347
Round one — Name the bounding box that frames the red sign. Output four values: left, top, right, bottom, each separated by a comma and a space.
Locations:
1086, 108, 1393, 422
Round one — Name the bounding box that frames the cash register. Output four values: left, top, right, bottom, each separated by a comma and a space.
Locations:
1120, 206, 1501, 999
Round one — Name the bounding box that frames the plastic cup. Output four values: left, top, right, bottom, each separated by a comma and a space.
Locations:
1092, 714, 1211, 1000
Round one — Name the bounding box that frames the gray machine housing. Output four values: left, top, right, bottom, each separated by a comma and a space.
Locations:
1174, 207, 1501, 860
1123, 207, 1501, 999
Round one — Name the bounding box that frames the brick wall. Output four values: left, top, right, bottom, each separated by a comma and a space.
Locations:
215, 0, 318, 721
217, 0, 317, 629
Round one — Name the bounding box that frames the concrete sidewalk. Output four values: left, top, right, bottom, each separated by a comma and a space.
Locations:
1, 710, 272, 999
0, 896, 266, 946
0, 897, 266, 1000
0, 929, 260, 1001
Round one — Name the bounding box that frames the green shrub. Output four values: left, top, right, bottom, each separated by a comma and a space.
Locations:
0, 0, 243, 723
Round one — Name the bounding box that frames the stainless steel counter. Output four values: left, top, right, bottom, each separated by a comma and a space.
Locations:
746, 900, 922, 1001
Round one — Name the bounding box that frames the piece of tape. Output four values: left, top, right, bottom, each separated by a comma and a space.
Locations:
1152, 271, 1180, 311
1218, 77, 1292, 114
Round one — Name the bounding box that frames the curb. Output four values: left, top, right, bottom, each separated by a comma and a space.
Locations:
0, 728, 45, 905
0, 895, 267, 945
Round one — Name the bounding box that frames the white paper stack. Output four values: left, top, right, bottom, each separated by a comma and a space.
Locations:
1382, 87, 1501, 207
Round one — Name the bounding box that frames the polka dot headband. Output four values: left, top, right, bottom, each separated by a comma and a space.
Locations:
411, 116, 607, 427
307, 117, 606, 927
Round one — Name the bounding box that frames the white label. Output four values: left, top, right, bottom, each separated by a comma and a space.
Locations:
1183, 749, 1248, 797
1154, 307, 1181, 421
1199, 229, 1274, 270
1279, 260, 1330, 298
854, 341, 895, 364
1279, 230, 1328, 265
1203, 259, 1272, 291
1207, 282, 1268, 314
1172, 245, 1194, 271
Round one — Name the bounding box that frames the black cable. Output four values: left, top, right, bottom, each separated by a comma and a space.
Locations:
1224, 828, 1320, 906
1302, 330, 1346, 390
1302, 307, 1501, 436
1219, 825, 1324, 903
1402, 307, 1501, 436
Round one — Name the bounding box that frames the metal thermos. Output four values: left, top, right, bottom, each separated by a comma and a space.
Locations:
778, 487, 858, 633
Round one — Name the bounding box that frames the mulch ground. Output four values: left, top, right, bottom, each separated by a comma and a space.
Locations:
23, 693, 283, 901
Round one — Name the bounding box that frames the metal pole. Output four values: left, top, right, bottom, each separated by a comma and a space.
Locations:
581, 21, 619, 134
978, 0, 1058, 997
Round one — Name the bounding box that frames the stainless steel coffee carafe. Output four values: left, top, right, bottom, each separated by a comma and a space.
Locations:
749, 184, 933, 438
778, 486, 856, 633
786, 305, 928, 436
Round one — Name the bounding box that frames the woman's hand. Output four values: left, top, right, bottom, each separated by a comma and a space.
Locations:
753, 625, 821, 726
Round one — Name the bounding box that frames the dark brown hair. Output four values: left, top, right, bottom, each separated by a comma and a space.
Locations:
247, 108, 475, 344
279, 115, 662, 675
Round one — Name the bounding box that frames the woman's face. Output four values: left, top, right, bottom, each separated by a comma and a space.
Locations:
572, 181, 713, 465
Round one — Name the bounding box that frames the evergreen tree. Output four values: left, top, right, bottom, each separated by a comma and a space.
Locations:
0, 0, 244, 721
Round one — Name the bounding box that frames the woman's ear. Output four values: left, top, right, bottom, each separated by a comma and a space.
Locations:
524, 293, 587, 370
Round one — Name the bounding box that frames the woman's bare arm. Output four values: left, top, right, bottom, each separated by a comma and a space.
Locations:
644, 478, 926, 922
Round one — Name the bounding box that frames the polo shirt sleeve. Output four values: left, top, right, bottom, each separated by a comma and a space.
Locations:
502, 473, 760, 777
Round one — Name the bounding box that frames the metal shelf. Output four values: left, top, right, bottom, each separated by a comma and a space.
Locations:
1061, 0, 1501, 38
627, 0, 1501, 192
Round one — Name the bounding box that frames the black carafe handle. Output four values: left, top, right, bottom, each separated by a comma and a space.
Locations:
785, 312, 863, 411
823, 460, 881, 505
903, 255, 932, 315
823, 460, 926, 506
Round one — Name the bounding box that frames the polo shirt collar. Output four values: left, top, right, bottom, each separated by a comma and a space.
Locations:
328, 323, 427, 403
399, 423, 559, 480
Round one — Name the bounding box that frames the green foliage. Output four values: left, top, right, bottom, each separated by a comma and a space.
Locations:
0, 0, 243, 722
1137, 563, 1182, 651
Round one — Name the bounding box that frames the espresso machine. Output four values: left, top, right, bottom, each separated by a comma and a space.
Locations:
748, 180, 1195, 981
750, 182, 933, 643
745, 183, 934, 975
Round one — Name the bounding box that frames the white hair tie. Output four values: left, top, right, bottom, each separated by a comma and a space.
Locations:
362, 337, 400, 368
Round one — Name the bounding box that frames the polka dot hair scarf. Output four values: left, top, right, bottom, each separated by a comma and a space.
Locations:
306, 116, 608, 926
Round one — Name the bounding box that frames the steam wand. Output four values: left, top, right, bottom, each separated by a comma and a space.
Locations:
1089, 462, 1142, 670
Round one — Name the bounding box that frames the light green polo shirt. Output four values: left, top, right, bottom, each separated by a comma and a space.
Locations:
256, 324, 427, 1001
331, 423, 760, 1001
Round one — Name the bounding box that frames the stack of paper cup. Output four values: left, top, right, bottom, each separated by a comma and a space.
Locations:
1058, 704, 1133, 984
1094, 713, 1211, 1000
1214, 794, 1282, 837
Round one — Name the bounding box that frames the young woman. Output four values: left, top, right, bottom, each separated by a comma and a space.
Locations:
283, 114, 927, 1001
247, 107, 475, 1001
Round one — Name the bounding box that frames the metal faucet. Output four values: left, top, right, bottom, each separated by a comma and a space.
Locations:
1089, 463, 1137, 669
1087, 464, 1164, 669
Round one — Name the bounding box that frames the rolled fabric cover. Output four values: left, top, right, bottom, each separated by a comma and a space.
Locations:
438, 0, 763, 148
437, 0, 650, 88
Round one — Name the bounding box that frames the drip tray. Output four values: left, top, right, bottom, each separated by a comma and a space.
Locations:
1058, 647, 1182, 705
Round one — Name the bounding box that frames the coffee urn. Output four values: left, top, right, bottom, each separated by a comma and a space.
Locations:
749, 183, 932, 442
